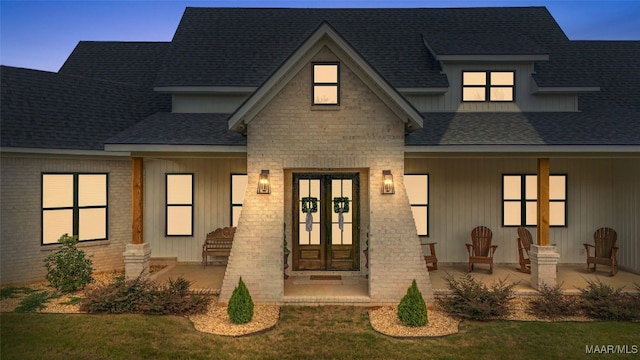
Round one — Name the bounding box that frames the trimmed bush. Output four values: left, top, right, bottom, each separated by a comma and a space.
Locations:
527, 283, 580, 319
579, 279, 638, 321
397, 279, 428, 327
438, 273, 516, 321
227, 277, 254, 324
79, 274, 211, 315
44, 234, 94, 293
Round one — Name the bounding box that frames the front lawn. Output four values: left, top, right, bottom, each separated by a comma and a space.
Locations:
2, 306, 638, 360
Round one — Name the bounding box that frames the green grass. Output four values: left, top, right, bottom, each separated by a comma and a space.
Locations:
2, 306, 638, 360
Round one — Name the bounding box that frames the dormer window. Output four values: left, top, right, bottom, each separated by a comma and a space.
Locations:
313, 63, 339, 105
462, 71, 514, 102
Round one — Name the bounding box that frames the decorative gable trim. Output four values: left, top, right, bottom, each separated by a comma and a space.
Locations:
227, 22, 423, 133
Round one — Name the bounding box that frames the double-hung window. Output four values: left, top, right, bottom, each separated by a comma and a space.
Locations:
502, 174, 567, 227
42, 173, 108, 244
312, 63, 339, 105
166, 173, 194, 236
231, 174, 248, 227
405, 174, 430, 236
463, 71, 514, 102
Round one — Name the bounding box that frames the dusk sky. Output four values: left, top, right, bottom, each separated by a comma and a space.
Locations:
1, 0, 639, 73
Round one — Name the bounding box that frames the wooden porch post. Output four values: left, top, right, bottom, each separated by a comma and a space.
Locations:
132, 157, 144, 244
537, 158, 550, 246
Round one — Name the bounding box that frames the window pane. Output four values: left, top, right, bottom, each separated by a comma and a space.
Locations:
231, 175, 248, 204
232, 206, 242, 227
298, 224, 310, 245
491, 72, 514, 85
463, 87, 485, 101
79, 174, 107, 207
526, 201, 537, 226
314, 64, 337, 83
314, 86, 338, 104
167, 206, 192, 235
411, 206, 428, 235
43, 209, 73, 244
79, 208, 106, 240
490, 87, 513, 101
310, 179, 320, 198
405, 175, 428, 204
503, 176, 521, 200
550, 202, 566, 226
550, 176, 566, 200
167, 175, 192, 205
310, 225, 320, 245
463, 72, 486, 85
525, 175, 537, 200
43, 174, 73, 208
503, 201, 521, 226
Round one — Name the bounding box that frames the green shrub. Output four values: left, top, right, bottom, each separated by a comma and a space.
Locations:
79, 274, 211, 315
227, 277, 254, 324
397, 279, 428, 327
438, 273, 516, 321
44, 234, 94, 293
526, 283, 580, 319
579, 280, 638, 321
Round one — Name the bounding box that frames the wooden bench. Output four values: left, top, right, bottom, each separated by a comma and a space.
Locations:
202, 226, 236, 267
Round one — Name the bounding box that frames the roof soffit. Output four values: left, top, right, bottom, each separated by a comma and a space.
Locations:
227, 22, 424, 133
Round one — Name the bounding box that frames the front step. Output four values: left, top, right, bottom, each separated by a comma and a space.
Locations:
284, 275, 370, 305
283, 294, 371, 306
292, 275, 361, 286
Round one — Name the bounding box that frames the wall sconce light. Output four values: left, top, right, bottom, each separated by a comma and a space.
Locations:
257, 170, 271, 194
381, 170, 394, 194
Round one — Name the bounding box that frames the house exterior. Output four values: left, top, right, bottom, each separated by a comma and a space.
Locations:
1, 7, 639, 304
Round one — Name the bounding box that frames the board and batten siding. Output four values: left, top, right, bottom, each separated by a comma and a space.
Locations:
143, 157, 246, 262
405, 157, 640, 273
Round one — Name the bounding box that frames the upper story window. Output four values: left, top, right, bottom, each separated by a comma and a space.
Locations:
462, 71, 514, 102
313, 63, 339, 105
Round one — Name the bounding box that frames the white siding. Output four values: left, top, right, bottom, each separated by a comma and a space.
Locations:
143, 157, 246, 262
405, 157, 640, 272
172, 93, 249, 113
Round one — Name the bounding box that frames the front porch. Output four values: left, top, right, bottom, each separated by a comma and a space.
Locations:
150, 262, 639, 305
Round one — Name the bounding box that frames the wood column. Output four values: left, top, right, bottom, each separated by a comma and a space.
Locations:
132, 157, 144, 244
537, 158, 550, 246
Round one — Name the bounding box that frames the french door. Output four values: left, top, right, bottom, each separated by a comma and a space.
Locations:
292, 173, 359, 271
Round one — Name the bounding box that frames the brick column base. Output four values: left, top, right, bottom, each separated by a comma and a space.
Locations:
123, 243, 151, 280
530, 245, 559, 290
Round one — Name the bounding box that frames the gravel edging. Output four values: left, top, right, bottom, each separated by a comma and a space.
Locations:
369, 306, 460, 337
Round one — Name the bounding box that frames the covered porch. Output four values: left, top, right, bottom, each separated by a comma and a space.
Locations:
150, 262, 639, 304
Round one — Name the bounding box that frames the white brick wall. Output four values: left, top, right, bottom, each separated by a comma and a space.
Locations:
219, 46, 433, 303
0, 155, 131, 284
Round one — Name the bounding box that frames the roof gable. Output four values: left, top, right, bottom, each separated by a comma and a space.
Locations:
227, 22, 423, 133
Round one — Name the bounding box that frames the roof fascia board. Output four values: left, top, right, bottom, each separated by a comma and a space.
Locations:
228, 22, 423, 132
405, 145, 640, 155
104, 144, 247, 153
436, 54, 549, 61
398, 87, 449, 95
0, 147, 130, 157
154, 86, 257, 94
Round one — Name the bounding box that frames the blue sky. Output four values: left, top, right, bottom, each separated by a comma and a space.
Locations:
1, 0, 639, 72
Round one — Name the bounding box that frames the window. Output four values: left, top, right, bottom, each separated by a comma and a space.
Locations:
463, 71, 514, 102
312, 63, 339, 105
502, 174, 567, 227
231, 174, 248, 227
42, 173, 108, 244
405, 174, 429, 236
166, 174, 193, 236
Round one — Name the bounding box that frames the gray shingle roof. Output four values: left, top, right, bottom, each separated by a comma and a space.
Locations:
157, 6, 590, 89
0, 66, 162, 150
105, 112, 246, 146
424, 33, 548, 56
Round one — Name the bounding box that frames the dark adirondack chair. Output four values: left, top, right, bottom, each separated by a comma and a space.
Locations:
466, 226, 497, 273
423, 242, 438, 271
516, 227, 534, 274
584, 227, 618, 276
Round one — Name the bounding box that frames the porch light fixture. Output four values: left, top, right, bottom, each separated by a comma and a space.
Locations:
381, 170, 394, 194
257, 170, 271, 194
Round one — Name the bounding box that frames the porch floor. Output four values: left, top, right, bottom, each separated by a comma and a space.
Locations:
150, 263, 639, 303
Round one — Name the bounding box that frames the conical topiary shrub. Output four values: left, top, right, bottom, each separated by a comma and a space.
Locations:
227, 277, 254, 324
397, 279, 428, 327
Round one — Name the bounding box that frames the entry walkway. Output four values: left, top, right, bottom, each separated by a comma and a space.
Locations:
150, 263, 639, 303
